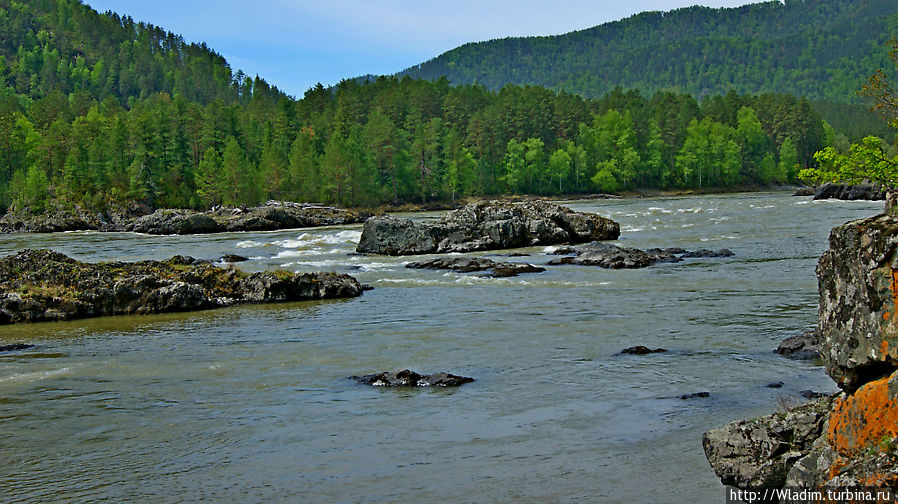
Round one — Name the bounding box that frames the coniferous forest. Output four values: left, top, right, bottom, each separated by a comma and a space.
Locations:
0, 0, 887, 214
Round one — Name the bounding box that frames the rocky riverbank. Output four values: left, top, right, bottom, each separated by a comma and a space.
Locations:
0, 201, 369, 234
796, 183, 886, 201
356, 200, 620, 255
0, 249, 366, 324
703, 213, 898, 493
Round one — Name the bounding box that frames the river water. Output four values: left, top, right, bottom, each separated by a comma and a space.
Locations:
0, 192, 882, 503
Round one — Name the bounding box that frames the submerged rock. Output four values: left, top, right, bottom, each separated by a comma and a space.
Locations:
405, 257, 545, 278
619, 345, 667, 355
220, 254, 249, 263
351, 369, 475, 387
356, 200, 620, 255
680, 392, 711, 400
0, 249, 366, 324
775, 329, 820, 361
0, 343, 34, 352
548, 242, 734, 269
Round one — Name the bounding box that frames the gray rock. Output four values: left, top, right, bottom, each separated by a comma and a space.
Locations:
129, 210, 223, 234
548, 242, 733, 269
357, 200, 620, 255
775, 330, 820, 361
351, 369, 475, 387
405, 257, 545, 278
357, 216, 438, 255
702, 396, 834, 489
816, 214, 898, 391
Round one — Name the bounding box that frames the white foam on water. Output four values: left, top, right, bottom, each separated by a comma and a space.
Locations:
273, 250, 310, 259
318, 230, 362, 245
677, 207, 704, 213
235, 240, 264, 249
543, 246, 559, 253
357, 262, 398, 272
622, 225, 644, 233
0, 367, 73, 386
272, 233, 311, 249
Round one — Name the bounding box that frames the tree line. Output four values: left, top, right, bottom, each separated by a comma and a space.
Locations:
2, 76, 833, 212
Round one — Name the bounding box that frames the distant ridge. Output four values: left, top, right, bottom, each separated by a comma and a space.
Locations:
398, 0, 898, 104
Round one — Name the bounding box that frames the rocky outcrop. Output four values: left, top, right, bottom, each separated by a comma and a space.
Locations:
0, 249, 365, 324
548, 242, 734, 269
405, 257, 545, 278
356, 200, 620, 255
0, 201, 367, 235
704, 213, 898, 493
351, 369, 475, 387
703, 396, 835, 489
817, 214, 898, 391
813, 183, 885, 201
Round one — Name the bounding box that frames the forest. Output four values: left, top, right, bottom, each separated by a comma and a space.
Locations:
402, 0, 898, 104
0, 0, 884, 213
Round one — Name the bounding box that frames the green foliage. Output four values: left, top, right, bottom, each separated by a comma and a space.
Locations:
0, 0, 846, 213
802, 137, 898, 188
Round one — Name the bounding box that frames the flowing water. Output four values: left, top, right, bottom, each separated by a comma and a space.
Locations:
0, 192, 883, 503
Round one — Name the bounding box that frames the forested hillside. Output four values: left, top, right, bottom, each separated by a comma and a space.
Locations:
0, 0, 871, 214
400, 1, 897, 120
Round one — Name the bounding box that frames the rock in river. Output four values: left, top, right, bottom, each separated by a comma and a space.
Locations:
351, 369, 475, 387
0, 249, 366, 324
548, 242, 734, 269
774, 329, 820, 361
129, 202, 368, 235
619, 345, 667, 355
406, 257, 545, 278
356, 200, 620, 255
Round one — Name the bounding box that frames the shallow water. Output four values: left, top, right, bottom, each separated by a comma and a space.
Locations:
0, 192, 882, 503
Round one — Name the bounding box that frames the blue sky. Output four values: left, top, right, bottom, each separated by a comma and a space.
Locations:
84, 0, 756, 98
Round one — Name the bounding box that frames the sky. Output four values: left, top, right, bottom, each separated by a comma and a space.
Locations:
84, 0, 757, 98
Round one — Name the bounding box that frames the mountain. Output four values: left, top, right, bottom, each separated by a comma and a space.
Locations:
0, 0, 287, 107
399, 0, 898, 104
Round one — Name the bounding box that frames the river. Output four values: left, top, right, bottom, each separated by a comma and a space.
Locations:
0, 192, 883, 503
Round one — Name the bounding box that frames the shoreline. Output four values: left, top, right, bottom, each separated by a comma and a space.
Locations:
0, 184, 856, 236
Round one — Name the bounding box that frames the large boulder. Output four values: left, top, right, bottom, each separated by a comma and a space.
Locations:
817, 214, 898, 391
357, 200, 620, 255
129, 209, 224, 234
0, 249, 366, 324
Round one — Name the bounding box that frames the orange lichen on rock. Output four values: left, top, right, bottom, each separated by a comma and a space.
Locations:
828, 376, 898, 457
